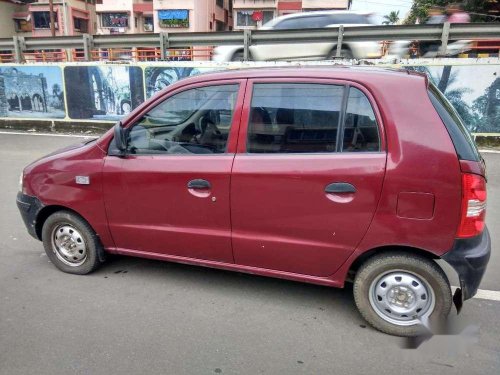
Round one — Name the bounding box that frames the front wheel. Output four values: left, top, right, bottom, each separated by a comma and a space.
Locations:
353, 253, 452, 336
42, 211, 104, 275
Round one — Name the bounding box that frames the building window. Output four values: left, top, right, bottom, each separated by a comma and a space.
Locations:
215, 20, 225, 31
236, 10, 274, 27
144, 16, 153, 32
216, 0, 224, 8
101, 13, 129, 28
33, 11, 58, 29
158, 9, 189, 28
14, 18, 32, 32
73, 17, 88, 33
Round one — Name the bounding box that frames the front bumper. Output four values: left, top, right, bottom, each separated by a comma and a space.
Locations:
442, 227, 491, 307
16, 192, 44, 240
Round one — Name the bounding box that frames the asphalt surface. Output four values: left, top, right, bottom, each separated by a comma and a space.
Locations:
0, 133, 499, 375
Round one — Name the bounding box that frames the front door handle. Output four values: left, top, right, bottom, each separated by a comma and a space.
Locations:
187, 179, 211, 190
325, 182, 356, 194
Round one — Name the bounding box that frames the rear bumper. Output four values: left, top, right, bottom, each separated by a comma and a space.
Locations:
16, 192, 44, 240
442, 227, 491, 303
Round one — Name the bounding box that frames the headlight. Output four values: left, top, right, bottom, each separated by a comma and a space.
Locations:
19, 172, 23, 193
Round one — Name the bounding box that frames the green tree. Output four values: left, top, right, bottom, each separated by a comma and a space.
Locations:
383, 11, 400, 25
405, 0, 499, 24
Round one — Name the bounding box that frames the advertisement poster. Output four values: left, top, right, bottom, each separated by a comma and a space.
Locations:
145, 66, 217, 99
406, 65, 499, 133
64, 65, 144, 121
0, 66, 65, 119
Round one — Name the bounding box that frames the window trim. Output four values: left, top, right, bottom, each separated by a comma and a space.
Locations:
238, 78, 385, 155
107, 79, 247, 157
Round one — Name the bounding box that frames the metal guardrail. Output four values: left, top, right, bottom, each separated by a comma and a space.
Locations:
0, 23, 499, 62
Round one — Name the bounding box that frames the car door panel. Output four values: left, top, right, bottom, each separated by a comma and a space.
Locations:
102, 80, 246, 263
230, 79, 386, 277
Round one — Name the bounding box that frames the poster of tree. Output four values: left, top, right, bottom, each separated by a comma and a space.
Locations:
406, 65, 499, 133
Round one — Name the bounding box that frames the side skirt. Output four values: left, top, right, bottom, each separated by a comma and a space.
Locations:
114, 248, 344, 288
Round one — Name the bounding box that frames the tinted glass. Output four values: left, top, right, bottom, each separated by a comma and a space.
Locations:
428, 84, 480, 161
329, 14, 371, 25
342, 87, 380, 152
126, 84, 239, 155
274, 15, 332, 29
247, 83, 344, 153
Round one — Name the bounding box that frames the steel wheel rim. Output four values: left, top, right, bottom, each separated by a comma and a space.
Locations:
51, 224, 87, 267
368, 270, 435, 326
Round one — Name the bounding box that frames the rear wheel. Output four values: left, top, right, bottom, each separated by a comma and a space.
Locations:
231, 50, 247, 61
353, 253, 452, 336
42, 211, 104, 275
327, 47, 353, 60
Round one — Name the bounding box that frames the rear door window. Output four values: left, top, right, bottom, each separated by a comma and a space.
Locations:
247, 83, 344, 153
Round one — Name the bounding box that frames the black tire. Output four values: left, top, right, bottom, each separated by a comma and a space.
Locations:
231, 50, 246, 62
41, 211, 104, 275
353, 253, 452, 336
327, 47, 353, 60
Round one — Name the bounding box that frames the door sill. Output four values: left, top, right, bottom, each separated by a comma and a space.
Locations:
114, 248, 343, 288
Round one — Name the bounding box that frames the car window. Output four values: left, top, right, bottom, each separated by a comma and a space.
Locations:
247, 83, 344, 153
342, 87, 380, 152
126, 84, 239, 155
273, 15, 332, 29
328, 14, 371, 25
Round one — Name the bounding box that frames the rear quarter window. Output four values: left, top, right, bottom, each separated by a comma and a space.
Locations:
428, 84, 480, 162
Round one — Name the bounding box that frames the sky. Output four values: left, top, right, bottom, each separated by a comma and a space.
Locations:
351, 0, 413, 22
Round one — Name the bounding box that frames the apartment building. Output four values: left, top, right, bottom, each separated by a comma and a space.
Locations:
1, 0, 97, 38
96, 0, 154, 34
153, 0, 233, 33
233, 0, 351, 29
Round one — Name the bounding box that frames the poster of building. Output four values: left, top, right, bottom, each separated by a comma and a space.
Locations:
406, 65, 499, 133
0, 66, 65, 119
145, 66, 217, 99
64, 65, 144, 121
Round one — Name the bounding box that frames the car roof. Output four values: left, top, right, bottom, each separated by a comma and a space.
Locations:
168, 66, 425, 88
266, 10, 372, 25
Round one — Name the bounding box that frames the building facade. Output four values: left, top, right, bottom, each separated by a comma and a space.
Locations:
153, 0, 233, 33
0, 0, 97, 38
96, 0, 154, 35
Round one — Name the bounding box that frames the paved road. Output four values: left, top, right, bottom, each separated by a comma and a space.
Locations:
0, 133, 499, 375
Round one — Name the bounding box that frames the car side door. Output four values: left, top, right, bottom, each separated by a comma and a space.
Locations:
230, 79, 387, 277
102, 80, 246, 263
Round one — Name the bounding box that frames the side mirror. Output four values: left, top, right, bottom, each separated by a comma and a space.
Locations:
114, 122, 127, 152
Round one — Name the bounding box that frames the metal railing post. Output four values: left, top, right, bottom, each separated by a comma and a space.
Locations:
159, 32, 169, 60
82, 34, 93, 61
243, 29, 252, 61
13, 36, 25, 63
439, 22, 450, 56
335, 25, 344, 58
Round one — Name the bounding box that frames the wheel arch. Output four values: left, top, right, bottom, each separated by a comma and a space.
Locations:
347, 245, 439, 280
35, 205, 91, 241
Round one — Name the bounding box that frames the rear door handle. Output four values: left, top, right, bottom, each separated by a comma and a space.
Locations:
325, 182, 356, 194
187, 179, 211, 190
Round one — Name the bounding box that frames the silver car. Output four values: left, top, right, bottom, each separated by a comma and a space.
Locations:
212, 11, 382, 62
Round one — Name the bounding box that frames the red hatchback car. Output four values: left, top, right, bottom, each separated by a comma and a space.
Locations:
17, 67, 490, 336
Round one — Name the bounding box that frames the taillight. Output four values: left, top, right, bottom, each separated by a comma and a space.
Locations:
457, 173, 487, 238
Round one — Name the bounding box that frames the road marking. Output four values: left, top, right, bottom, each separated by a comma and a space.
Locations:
0, 131, 97, 139
479, 149, 500, 154
474, 289, 500, 302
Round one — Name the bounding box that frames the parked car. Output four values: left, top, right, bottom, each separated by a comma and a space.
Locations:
17, 67, 490, 336
212, 11, 382, 61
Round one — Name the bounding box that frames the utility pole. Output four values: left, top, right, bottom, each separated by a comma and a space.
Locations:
49, 0, 56, 37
